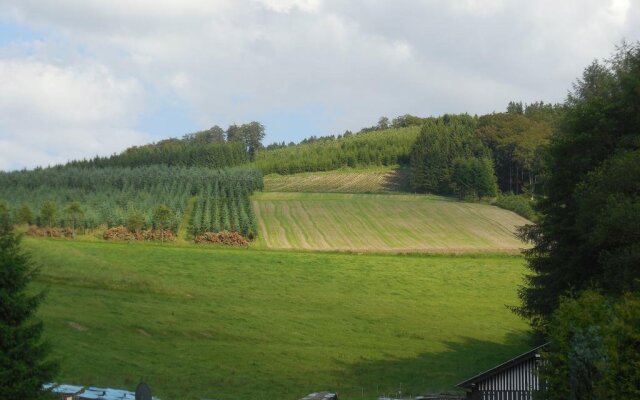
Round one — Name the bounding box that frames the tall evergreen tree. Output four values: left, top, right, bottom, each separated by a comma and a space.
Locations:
516, 43, 640, 330
0, 208, 58, 398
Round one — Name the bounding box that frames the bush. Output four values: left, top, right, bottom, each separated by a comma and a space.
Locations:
494, 193, 537, 221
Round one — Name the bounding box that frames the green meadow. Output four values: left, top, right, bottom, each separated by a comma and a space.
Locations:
27, 238, 529, 399
252, 192, 530, 253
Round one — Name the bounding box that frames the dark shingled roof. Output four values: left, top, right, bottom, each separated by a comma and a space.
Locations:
456, 344, 547, 389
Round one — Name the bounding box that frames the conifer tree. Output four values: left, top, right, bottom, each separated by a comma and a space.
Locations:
16, 203, 34, 225
0, 208, 58, 398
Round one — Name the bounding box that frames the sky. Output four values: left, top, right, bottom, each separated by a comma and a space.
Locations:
0, 0, 638, 171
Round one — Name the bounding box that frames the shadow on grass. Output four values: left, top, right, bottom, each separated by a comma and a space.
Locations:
381, 166, 411, 192
330, 332, 532, 398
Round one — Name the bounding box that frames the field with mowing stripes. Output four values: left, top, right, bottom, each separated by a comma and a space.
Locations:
26, 238, 529, 399
252, 192, 530, 253
263, 166, 409, 193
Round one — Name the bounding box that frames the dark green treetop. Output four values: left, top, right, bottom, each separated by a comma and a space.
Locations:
0, 207, 58, 398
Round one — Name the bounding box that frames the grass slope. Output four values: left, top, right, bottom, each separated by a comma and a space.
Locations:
27, 238, 528, 399
253, 192, 530, 253
263, 166, 410, 193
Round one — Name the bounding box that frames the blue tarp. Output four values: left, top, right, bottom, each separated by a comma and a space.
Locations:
52, 384, 84, 394
46, 383, 157, 399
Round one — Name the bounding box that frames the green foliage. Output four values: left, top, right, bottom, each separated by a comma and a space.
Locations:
67, 140, 248, 169
126, 212, 145, 234
517, 43, 640, 325
475, 109, 556, 196
0, 212, 57, 398
152, 204, 172, 243
182, 125, 226, 144
152, 205, 172, 228
450, 157, 498, 200
409, 115, 497, 198
15, 203, 34, 225
254, 126, 421, 174
65, 202, 84, 238
0, 166, 263, 238
40, 201, 58, 229
494, 193, 537, 221
0, 200, 9, 223
542, 291, 640, 400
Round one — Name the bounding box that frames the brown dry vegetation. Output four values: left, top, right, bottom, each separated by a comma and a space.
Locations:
263, 166, 409, 193
193, 231, 249, 246
103, 226, 176, 241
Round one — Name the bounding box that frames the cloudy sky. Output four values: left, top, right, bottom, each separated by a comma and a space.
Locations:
0, 0, 638, 170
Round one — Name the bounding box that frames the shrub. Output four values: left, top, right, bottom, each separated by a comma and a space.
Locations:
494, 193, 537, 221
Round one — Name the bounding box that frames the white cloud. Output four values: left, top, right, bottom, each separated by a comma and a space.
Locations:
0, 58, 150, 170
0, 0, 638, 168
255, 0, 321, 13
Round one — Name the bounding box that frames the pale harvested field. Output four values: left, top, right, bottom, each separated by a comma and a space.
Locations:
263, 166, 409, 193
253, 192, 531, 253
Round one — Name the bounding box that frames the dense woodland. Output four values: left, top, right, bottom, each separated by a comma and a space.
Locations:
0, 166, 262, 238
516, 43, 640, 398
409, 114, 498, 199
67, 121, 265, 169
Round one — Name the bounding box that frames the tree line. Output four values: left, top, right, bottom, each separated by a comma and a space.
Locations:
254, 126, 421, 174
408, 114, 498, 200
66, 121, 266, 169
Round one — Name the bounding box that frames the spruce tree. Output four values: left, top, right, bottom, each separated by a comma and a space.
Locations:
517, 43, 640, 330
0, 208, 57, 398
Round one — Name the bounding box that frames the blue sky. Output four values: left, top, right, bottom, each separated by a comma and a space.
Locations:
0, 0, 638, 170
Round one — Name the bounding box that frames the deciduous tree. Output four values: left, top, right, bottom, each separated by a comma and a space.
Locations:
65, 202, 83, 238
39, 201, 57, 231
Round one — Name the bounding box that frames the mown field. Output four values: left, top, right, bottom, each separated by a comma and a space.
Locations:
27, 238, 529, 400
263, 166, 410, 193
252, 192, 530, 253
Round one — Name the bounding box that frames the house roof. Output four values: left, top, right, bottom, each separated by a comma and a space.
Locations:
456, 344, 547, 389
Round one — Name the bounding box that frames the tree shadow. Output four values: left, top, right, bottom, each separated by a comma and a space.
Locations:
381, 166, 411, 192
329, 331, 532, 398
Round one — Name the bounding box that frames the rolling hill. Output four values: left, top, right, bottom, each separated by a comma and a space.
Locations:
252, 192, 530, 253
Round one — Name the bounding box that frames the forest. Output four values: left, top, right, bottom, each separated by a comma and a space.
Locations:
0, 94, 562, 239
254, 126, 421, 174
0, 166, 262, 238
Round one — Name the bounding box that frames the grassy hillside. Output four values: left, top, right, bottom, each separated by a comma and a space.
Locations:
252, 192, 530, 253
263, 166, 410, 193
27, 238, 529, 399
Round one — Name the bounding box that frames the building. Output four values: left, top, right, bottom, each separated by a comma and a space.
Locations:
456, 345, 546, 400
299, 392, 338, 400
